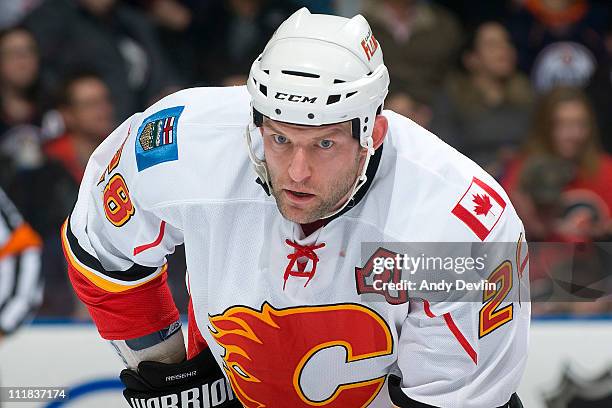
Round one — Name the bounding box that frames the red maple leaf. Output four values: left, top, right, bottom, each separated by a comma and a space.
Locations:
472, 193, 494, 216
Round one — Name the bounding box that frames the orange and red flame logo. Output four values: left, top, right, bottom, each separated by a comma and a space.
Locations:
209, 303, 393, 407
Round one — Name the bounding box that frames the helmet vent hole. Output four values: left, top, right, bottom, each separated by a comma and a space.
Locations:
263, 70, 269, 75
346, 91, 357, 98
308, 113, 315, 119
275, 109, 281, 115
364, 117, 369, 123
333, 79, 346, 84
326, 95, 341, 105
259, 84, 267, 96
363, 126, 367, 132
281, 70, 320, 78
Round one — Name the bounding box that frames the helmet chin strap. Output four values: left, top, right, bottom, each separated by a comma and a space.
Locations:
245, 124, 376, 220
319, 136, 374, 219
245, 124, 270, 188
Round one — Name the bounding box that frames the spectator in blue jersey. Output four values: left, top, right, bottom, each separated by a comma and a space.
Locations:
507, 0, 609, 92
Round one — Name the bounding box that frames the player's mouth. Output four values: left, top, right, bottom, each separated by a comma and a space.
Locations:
284, 189, 316, 204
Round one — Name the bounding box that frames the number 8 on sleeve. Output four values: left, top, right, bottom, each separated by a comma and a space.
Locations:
103, 173, 135, 227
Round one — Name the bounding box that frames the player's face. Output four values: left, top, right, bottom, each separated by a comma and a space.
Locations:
261, 118, 365, 224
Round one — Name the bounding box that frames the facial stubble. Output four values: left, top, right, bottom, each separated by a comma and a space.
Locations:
270, 152, 363, 224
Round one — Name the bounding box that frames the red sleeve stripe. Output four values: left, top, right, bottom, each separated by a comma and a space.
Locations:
133, 221, 166, 256
66, 259, 179, 340
61, 219, 166, 293
442, 313, 478, 364
62, 222, 179, 339
63, 217, 160, 280
422, 299, 436, 318
422, 300, 478, 365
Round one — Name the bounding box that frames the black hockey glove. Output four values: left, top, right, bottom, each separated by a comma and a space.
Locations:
120, 348, 242, 407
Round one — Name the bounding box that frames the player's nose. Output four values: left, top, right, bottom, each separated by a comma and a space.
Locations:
288, 148, 311, 183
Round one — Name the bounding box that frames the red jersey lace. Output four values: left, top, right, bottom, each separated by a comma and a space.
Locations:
284, 239, 326, 289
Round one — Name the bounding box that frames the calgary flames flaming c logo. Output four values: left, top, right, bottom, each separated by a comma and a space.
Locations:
208, 303, 393, 407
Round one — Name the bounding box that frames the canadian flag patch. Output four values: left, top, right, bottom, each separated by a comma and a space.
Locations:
452, 177, 507, 240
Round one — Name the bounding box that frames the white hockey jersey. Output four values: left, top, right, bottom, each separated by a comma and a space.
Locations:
63, 86, 530, 408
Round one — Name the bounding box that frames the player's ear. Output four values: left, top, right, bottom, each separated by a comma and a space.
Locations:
371, 115, 388, 150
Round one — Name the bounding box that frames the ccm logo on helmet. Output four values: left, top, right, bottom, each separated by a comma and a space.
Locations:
274, 92, 317, 103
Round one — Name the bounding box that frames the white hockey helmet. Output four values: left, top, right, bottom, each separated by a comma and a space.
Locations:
248, 7, 389, 144
246, 8, 389, 217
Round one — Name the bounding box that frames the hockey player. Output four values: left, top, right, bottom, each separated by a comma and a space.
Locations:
62, 8, 529, 408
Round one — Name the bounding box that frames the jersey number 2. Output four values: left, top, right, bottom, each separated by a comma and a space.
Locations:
479, 260, 513, 338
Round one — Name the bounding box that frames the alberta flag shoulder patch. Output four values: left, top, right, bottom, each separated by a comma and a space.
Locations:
135, 106, 184, 171
452, 176, 507, 240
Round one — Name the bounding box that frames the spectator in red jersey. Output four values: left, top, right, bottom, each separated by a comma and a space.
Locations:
43, 72, 115, 183
502, 86, 612, 242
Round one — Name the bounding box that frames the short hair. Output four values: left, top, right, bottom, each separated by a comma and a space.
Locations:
56, 69, 105, 107
0, 26, 37, 53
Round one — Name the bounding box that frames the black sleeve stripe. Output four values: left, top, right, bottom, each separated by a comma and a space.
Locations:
65, 216, 159, 282
388, 375, 438, 408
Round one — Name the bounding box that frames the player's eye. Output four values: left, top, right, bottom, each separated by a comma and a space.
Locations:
318, 139, 334, 149
273, 134, 288, 144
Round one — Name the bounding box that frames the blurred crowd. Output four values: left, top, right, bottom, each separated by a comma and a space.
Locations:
0, 0, 610, 319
